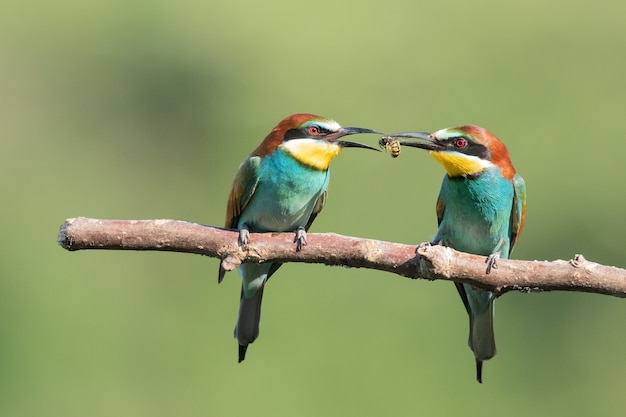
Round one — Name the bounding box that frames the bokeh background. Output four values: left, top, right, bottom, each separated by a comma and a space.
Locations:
2, 0, 625, 416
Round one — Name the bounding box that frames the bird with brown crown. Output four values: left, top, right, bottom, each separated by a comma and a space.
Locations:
384, 125, 526, 382
220, 113, 380, 362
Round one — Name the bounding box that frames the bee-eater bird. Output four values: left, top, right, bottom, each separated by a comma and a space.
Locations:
386, 125, 526, 383
219, 113, 380, 363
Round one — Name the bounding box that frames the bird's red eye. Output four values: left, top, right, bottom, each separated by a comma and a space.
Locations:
308, 126, 320, 135
454, 138, 468, 148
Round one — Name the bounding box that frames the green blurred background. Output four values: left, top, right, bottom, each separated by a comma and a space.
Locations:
2, 0, 625, 415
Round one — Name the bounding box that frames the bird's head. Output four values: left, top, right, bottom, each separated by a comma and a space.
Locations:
384, 125, 516, 179
254, 113, 380, 170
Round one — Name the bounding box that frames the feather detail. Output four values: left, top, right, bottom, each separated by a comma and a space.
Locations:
509, 173, 527, 253
224, 156, 261, 229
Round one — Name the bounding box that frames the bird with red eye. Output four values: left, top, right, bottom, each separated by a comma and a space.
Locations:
220, 113, 381, 363
454, 137, 468, 149
381, 125, 526, 383
308, 125, 320, 136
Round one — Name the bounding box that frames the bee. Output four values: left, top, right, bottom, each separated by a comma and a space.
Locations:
379, 137, 401, 158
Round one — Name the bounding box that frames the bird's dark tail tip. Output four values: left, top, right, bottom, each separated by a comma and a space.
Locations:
476, 359, 483, 384
238, 344, 248, 363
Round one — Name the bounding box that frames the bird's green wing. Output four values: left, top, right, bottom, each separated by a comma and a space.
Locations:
509, 173, 527, 255
305, 190, 327, 231
435, 193, 445, 227
225, 155, 261, 229
219, 156, 261, 283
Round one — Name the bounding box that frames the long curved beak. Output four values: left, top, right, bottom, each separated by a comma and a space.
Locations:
382, 132, 442, 151
334, 127, 383, 151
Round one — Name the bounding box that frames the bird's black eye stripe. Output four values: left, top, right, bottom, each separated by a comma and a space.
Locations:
304, 125, 331, 136
284, 128, 304, 141
284, 125, 331, 141
447, 136, 491, 160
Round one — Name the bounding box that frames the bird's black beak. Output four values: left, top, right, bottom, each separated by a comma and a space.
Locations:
381, 132, 443, 151
334, 127, 382, 151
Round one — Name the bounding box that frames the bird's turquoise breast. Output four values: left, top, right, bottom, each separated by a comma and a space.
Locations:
238, 148, 329, 232
436, 169, 514, 257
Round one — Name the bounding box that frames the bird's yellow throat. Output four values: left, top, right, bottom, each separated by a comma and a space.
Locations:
430, 151, 489, 177
282, 139, 342, 170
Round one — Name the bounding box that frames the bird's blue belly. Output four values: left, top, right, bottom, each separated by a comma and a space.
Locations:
238, 150, 329, 232
436, 173, 514, 257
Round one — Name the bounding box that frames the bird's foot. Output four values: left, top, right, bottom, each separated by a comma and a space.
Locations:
294, 226, 307, 252
219, 226, 249, 283
485, 251, 501, 274
238, 226, 250, 246
415, 240, 438, 255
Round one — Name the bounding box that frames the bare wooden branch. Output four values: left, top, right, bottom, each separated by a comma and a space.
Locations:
57, 217, 626, 298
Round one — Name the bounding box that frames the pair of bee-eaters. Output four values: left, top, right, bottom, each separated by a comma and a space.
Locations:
218, 113, 526, 383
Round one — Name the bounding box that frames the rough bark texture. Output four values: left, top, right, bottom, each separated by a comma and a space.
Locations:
57, 217, 626, 298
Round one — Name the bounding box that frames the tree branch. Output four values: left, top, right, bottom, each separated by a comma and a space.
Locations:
57, 217, 626, 298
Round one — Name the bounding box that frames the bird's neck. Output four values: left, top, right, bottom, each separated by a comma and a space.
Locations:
280, 139, 342, 171
430, 151, 493, 178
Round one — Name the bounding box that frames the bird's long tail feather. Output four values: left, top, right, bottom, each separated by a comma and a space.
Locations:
234, 285, 265, 363
468, 297, 496, 383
